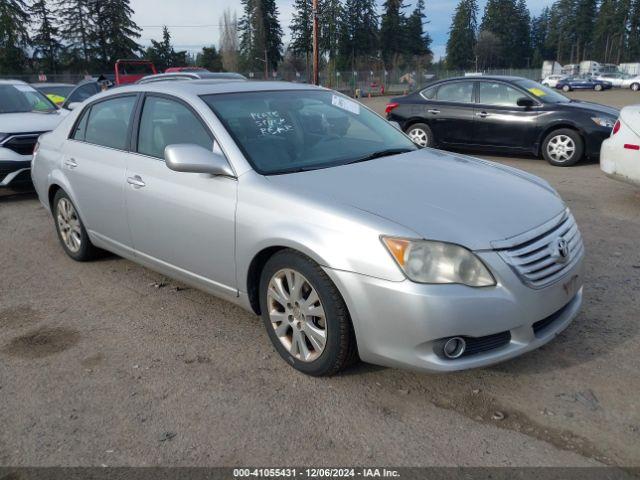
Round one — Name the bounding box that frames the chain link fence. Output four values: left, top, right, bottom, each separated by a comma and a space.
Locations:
1, 68, 542, 96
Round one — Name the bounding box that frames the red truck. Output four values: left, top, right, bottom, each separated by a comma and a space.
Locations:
115, 59, 157, 85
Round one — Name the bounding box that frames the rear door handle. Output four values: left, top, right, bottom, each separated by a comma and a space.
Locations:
427, 109, 440, 114
127, 175, 146, 188
476, 111, 490, 118
64, 158, 78, 168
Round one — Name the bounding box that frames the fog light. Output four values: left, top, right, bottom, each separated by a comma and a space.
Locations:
443, 337, 466, 359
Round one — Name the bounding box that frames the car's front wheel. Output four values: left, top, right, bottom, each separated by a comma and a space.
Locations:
631, 83, 640, 91
406, 123, 434, 147
541, 129, 584, 166
259, 249, 357, 376
594, 84, 603, 91
53, 189, 101, 261
562, 85, 571, 92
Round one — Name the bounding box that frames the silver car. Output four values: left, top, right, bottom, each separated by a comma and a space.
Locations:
31, 80, 585, 376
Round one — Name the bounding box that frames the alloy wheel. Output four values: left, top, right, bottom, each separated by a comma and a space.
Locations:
408, 128, 429, 147
266, 268, 327, 362
546, 135, 576, 163
632, 83, 640, 91
56, 198, 82, 253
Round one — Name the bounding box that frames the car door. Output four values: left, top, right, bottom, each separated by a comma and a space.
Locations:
124, 93, 238, 295
62, 94, 138, 253
473, 81, 542, 150
420, 80, 476, 145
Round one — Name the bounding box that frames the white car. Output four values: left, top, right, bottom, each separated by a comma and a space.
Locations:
0, 80, 65, 189
601, 105, 640, 187
595, 73, 629, 87
541, 75, 566, 88
621, 76, 640, 91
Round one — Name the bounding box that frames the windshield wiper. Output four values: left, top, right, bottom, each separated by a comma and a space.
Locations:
345, 148, 414, 166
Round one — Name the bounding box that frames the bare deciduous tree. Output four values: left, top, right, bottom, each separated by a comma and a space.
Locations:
220, 8, 239, 71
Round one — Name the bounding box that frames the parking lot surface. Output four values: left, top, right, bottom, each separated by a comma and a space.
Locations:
1, 90, 639, 467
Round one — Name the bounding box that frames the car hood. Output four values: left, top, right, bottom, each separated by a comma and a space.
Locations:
0, 111, 65, 134
562, 100, 619, 117
267, 149, 565, 250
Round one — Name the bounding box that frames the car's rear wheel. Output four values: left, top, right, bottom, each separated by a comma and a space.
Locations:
259, 249, 357, 376
562, 85, 571, 92
53, 190, 101, 261
406, 123, 434, 147
594, 84, 603, 91
631, 83, 640, 91
541, 129, 583, 167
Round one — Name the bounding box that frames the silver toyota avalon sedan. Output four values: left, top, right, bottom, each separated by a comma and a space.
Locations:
31, 80, 585, 376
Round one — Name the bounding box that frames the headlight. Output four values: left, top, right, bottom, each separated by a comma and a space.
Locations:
382, 237, 496, 287
591, 117, 616, 128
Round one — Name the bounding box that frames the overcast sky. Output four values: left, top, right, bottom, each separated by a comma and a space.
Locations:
130, 0, 555, 61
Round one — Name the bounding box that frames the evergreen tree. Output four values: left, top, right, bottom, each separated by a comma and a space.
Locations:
531, 8, 551, 66
30, 0, 62, 72
380, 0, 407, 67
145, 26, 175, 71
0, 0, 30, 73
406, 0, 432, 57
573, 0, 596, 61
337, 0, 378, 69
196, 45, 224, 71
238, 0, 283, 74
515, 0, 531, 67
627, 0, 640, 61
480, 0, 527, 67
445, 0, 477, 70
290, 0, 313, 74
319, 0, 342, 64
58, 0, 92, 70
592, 0, 618, 62
88, 0, 141, 69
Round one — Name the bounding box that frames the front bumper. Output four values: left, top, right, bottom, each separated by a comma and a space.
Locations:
324, 250, 584, 373
0, 158, 32, 188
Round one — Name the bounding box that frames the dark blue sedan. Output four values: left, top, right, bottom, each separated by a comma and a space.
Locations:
555, 77, 613, 92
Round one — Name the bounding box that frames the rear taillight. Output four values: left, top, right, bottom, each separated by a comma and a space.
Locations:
612, 120, 621, 135
624, 144, 640, 150
33, 141, 40, 155
385, 102, 399, 115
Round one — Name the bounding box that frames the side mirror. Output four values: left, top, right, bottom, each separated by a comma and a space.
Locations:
517, 97, 536, 108
165, 144, 235, 177
66, 102, 82, 111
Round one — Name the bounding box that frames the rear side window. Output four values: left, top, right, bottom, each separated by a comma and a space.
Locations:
71, 108, 90, 140
137, 96, 212, 159
421, 85, 437, 99
436, 82, 474, 103
84, 96, 137, 150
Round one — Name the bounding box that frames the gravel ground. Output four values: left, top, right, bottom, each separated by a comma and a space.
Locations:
1, 89, 639, 467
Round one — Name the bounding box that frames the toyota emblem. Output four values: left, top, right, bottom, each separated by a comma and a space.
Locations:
554, 237, 570, 263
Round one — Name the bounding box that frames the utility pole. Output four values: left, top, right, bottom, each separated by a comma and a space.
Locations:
264, 48, 269, 80
312, 0, 319, 85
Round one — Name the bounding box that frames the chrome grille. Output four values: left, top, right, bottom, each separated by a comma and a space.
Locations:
493, 209, 584, 289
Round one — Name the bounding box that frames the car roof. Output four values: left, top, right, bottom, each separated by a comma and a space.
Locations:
31, 83, 75, 87
436, 75, 530, 83
138, 71, 247, 83
0, 79, 27, 85
108, 80, 323, 97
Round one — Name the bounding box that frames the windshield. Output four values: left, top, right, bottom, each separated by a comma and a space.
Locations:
35, 85, 74, 97
514, 79, 571, 104
0, 84, 58, 113
202, 90, 416, 175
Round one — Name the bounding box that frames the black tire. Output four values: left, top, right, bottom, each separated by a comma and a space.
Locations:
259, 249, 358, 376
594, 84, 603, 91
52, 189, 101, 261
631, 83, 640, 92
541, 128, 584, 167
405, 122, 434, 147
562, 85, 571, 92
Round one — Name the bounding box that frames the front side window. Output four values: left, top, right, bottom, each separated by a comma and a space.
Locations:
202, 90, 416, 175
421, 85, 437, 99
137, 96, 213, 159
478, 82, 525, 107
84, 96, 137, 150
0, 84, 57, 113
68, 83, 99, 103
436, 82, 474, 103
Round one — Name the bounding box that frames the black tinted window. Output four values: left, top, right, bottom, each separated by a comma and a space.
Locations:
478, 82, 523, 107
69, 83, 98, 103
421, 85, 437, 99
85, 96, 136, 150
137, 96, 212, 159
436, 82, 474, 103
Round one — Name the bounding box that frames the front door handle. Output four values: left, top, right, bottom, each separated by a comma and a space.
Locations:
127, 175, 146, 188
427, 109, 440, 114
476, 111, 490, 118
64, 158, 78, 169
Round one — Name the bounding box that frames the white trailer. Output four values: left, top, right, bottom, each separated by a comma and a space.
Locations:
620, 63, 640, 75
541, 60, 563, 79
